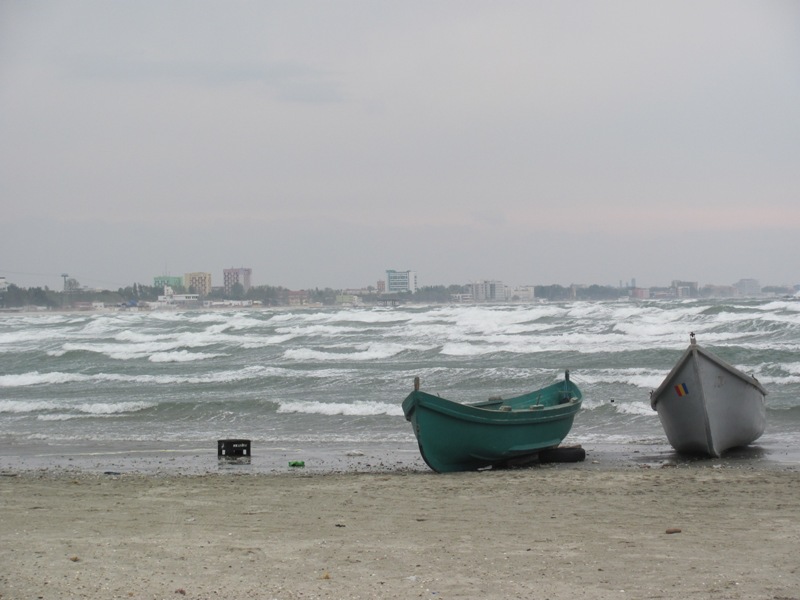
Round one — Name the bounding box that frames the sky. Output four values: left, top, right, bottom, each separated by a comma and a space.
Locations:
1, 1, 799, 292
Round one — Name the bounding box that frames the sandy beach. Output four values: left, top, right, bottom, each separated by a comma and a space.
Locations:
1, 465, 798, 600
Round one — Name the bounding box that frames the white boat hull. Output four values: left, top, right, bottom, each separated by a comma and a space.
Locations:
651, 336, 767, 457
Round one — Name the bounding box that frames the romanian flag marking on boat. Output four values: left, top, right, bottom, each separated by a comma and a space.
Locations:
674, 383, 689, 397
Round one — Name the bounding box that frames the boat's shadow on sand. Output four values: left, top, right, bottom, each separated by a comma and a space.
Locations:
632, 444, 768, 467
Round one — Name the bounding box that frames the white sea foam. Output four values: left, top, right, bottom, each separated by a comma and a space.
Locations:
776, 362, 800, 375
240, 333, 299, 348
613, 401, 658, 417
573, 369, 668, 390
268, 311, 331, 324
446, 305, 567, 335
440, 342, 495, 356
757, 375, 800, 385
147, 311, 192, 323
758, 301, 800, 313
612, 321, 691, 340
0, 399, 62, 413
275, 324, 364, 337
149, 350, 226, 363
0, 328, 71, 349
37, 414, 83, 421
36, 401, 155, 420
0, 399, 154, 415
283, 343, 411, 362
188, 312, 230, 324
0, 371, 91, 387
0, 365, 276, 387
321, 310, 412, 325
277, 400, 404, 417
74, 401, 155, 414
578, 398, 613, 412
115, 329, 176, 343
79, 316, 122, 335
59, 335, 220, 360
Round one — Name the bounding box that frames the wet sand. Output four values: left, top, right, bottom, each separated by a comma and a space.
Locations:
1, 465, 798, 599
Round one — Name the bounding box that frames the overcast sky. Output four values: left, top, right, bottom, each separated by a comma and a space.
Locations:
2, 1, 799, 292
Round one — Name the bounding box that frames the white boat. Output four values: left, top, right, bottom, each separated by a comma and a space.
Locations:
650, 333, 767, 457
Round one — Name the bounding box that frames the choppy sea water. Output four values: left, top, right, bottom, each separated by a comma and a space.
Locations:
1, 299, 799, 472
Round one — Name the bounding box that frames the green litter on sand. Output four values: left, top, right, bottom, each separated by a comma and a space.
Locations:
288, 460, 305, 468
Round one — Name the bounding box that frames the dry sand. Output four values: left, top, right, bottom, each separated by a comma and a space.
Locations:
1, 467, 799, 600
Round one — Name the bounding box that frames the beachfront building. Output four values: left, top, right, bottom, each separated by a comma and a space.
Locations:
153, 275, 183, 290
733, 278, 761, 297
336, 293, 362, 306
184, 272, 212, 297
204, 299, 254, 308
508, 286, 536, 302
223, 267, 252, 295
671, 280, 699, 298
701, 285, 737, 298
467, 280, 506, 302
151, 286, 200, 308
450, 292, 473, 303
386, 269, 417, 293
285, 290, 310, 306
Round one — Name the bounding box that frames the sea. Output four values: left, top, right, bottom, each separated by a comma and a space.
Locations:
2, 298, 799, 474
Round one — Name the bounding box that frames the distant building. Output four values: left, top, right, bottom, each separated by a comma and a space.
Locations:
671, 280, 699, 298
0, 277, 7, 293
336, 293, 362, 306
223, 267, 252, 295
155, 286, 200, 307
386, 270, 417, 293
467, 280, 506, 302
376, 280, 386, 294
153, 275, 183, 289
343, 288, 372, 297
285, 290, 310, 306
733, 279, 761, 297
630, 287, 650, 300
204, 299, 253, 308
569, 284, 587, 300
184, 272, 212, 296
509, 286, 536, 302
701, 285, 737, 298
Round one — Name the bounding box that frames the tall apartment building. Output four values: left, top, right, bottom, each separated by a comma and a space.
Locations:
153, 275, 183, 290
671, 280, 699, 298
733, 278, 761, 297
184, 272, 212, 296
223, 267, 252, 295
385, 269, 417, 293
468, 280, 506, 302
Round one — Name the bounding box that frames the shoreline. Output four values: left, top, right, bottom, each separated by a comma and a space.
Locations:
1, 467, 798, 599
1, 437, 798, 477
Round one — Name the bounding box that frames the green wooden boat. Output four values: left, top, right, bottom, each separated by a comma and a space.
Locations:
402, 372, 582, 473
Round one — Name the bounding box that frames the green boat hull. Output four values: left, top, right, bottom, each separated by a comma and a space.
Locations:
402, 377, 582, 473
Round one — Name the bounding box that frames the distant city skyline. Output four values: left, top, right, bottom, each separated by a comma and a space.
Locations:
1, 266, 794, 295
